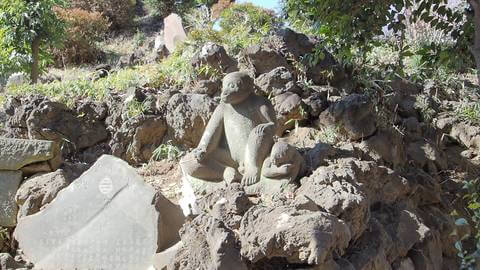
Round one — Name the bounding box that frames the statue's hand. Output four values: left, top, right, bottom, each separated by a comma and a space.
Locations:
192, 146, 207, 162
253, 122, 275, 136
241, 167, 260, 187
279, 164, 292, 174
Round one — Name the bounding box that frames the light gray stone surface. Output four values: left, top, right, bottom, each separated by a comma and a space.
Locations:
0, 171, 22, 227
0, 138, 59, 171
14, 155, 184, 270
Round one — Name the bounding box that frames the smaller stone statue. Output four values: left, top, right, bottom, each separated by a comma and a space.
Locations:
261, 141, 305, 182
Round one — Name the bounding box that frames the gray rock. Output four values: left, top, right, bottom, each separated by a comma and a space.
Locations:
393, 257, 415, 270
407, 140, 447, 174
304, 50, 346, 86
191, 43, 238, 79
126, 116, 167, 164
0, 138, 60, 171
295, 171, 369, 240
26, 101, 108, 152
382, 210, 430, 262
255, 66, 300, 97
166, 93, 218, 148
239, 205, 351, 264
276, 28, 316, 58
196, 183, 252, 230
0, 253, 24, 269
0, 171, 22, 227
318, 94, 377, 141
109, 92, 168, 164
302, 91, 329, 118
169, 214, 247, 270
191, 79, 221, 96
450, 122, 480, 150
14, 155, 184, 270
244, 45, 289, 75
347, 218, 392, 270
15, 169, 72, 218
273, 92, 306, 135
358, 129, 407, 169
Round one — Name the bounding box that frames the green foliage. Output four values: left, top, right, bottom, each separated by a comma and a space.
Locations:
151, 141, 183, 161
144, 0, 196, 18
6, 66, 153, 107
150, 45, 197, 88
457, 103, 480, 124
455, 179, 480, 269
133, 29, 146, 47
219, 3, 280, 55
284, 0, 397, 59
0, 0, 67, 77
283, 0, 472, 74
150, 2, 280, 88
125, 98, 147, 117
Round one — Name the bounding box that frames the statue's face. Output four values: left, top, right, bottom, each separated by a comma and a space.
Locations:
271, 142, 290, 166
221, 72, 252, 104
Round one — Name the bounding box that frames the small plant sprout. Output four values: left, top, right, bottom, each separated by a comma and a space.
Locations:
151, 141, 184, 161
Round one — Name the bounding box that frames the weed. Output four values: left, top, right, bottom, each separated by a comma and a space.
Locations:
5, 66, 154, 107
151, 141, 183, 161
125, 99, 147, 118
317, 126, 340, 145
457, 103, 480, 124
133, 29, 146, 47
454, 179, 480, 269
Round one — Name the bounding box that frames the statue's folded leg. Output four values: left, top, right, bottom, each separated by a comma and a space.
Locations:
180, 148, 236, 182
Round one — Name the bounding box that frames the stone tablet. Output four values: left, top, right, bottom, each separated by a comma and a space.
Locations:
163, 13, 187, 53
14, 155, 184, 270
0, 171, 22, 227
0, 138, 59, 170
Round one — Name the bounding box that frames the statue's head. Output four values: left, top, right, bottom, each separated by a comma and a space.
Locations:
221, 72, 254, 104
270, 141, 291, 166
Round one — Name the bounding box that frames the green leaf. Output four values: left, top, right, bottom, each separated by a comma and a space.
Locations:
468, 202, 480, 210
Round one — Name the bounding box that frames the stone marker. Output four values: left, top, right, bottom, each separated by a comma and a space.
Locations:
0, 138, 59, 171
14, 155, 184, 270
163, 13, 187, 53
0, 171, 22, 227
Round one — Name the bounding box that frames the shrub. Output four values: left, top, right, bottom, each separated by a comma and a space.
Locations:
219, 3, 280, 55
70, 0, 136, 29
53, 8, 109, 65
144, 0, 195, 18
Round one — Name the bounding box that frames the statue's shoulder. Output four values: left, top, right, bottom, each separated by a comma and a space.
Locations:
251, 94, 273, 108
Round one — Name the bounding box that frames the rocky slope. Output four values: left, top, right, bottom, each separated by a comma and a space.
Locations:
0, 28, 479, 269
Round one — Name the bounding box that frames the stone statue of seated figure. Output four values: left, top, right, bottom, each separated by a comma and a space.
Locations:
261, 141, 305, 182
180, 71, 277, 187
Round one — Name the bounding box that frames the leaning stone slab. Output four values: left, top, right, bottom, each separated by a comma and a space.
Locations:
163, 13, 187, 53
14, 155, 184, 270
0, 171, 22, 227
0, 138, 59, 170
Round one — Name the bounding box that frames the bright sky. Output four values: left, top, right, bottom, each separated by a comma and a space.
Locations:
236, 0, 282, 13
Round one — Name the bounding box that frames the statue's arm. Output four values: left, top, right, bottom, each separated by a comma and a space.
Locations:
259, 103, 277, 127
197, 104, 224, 155
262, 159, 293, 178
242, 103, 277, 185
